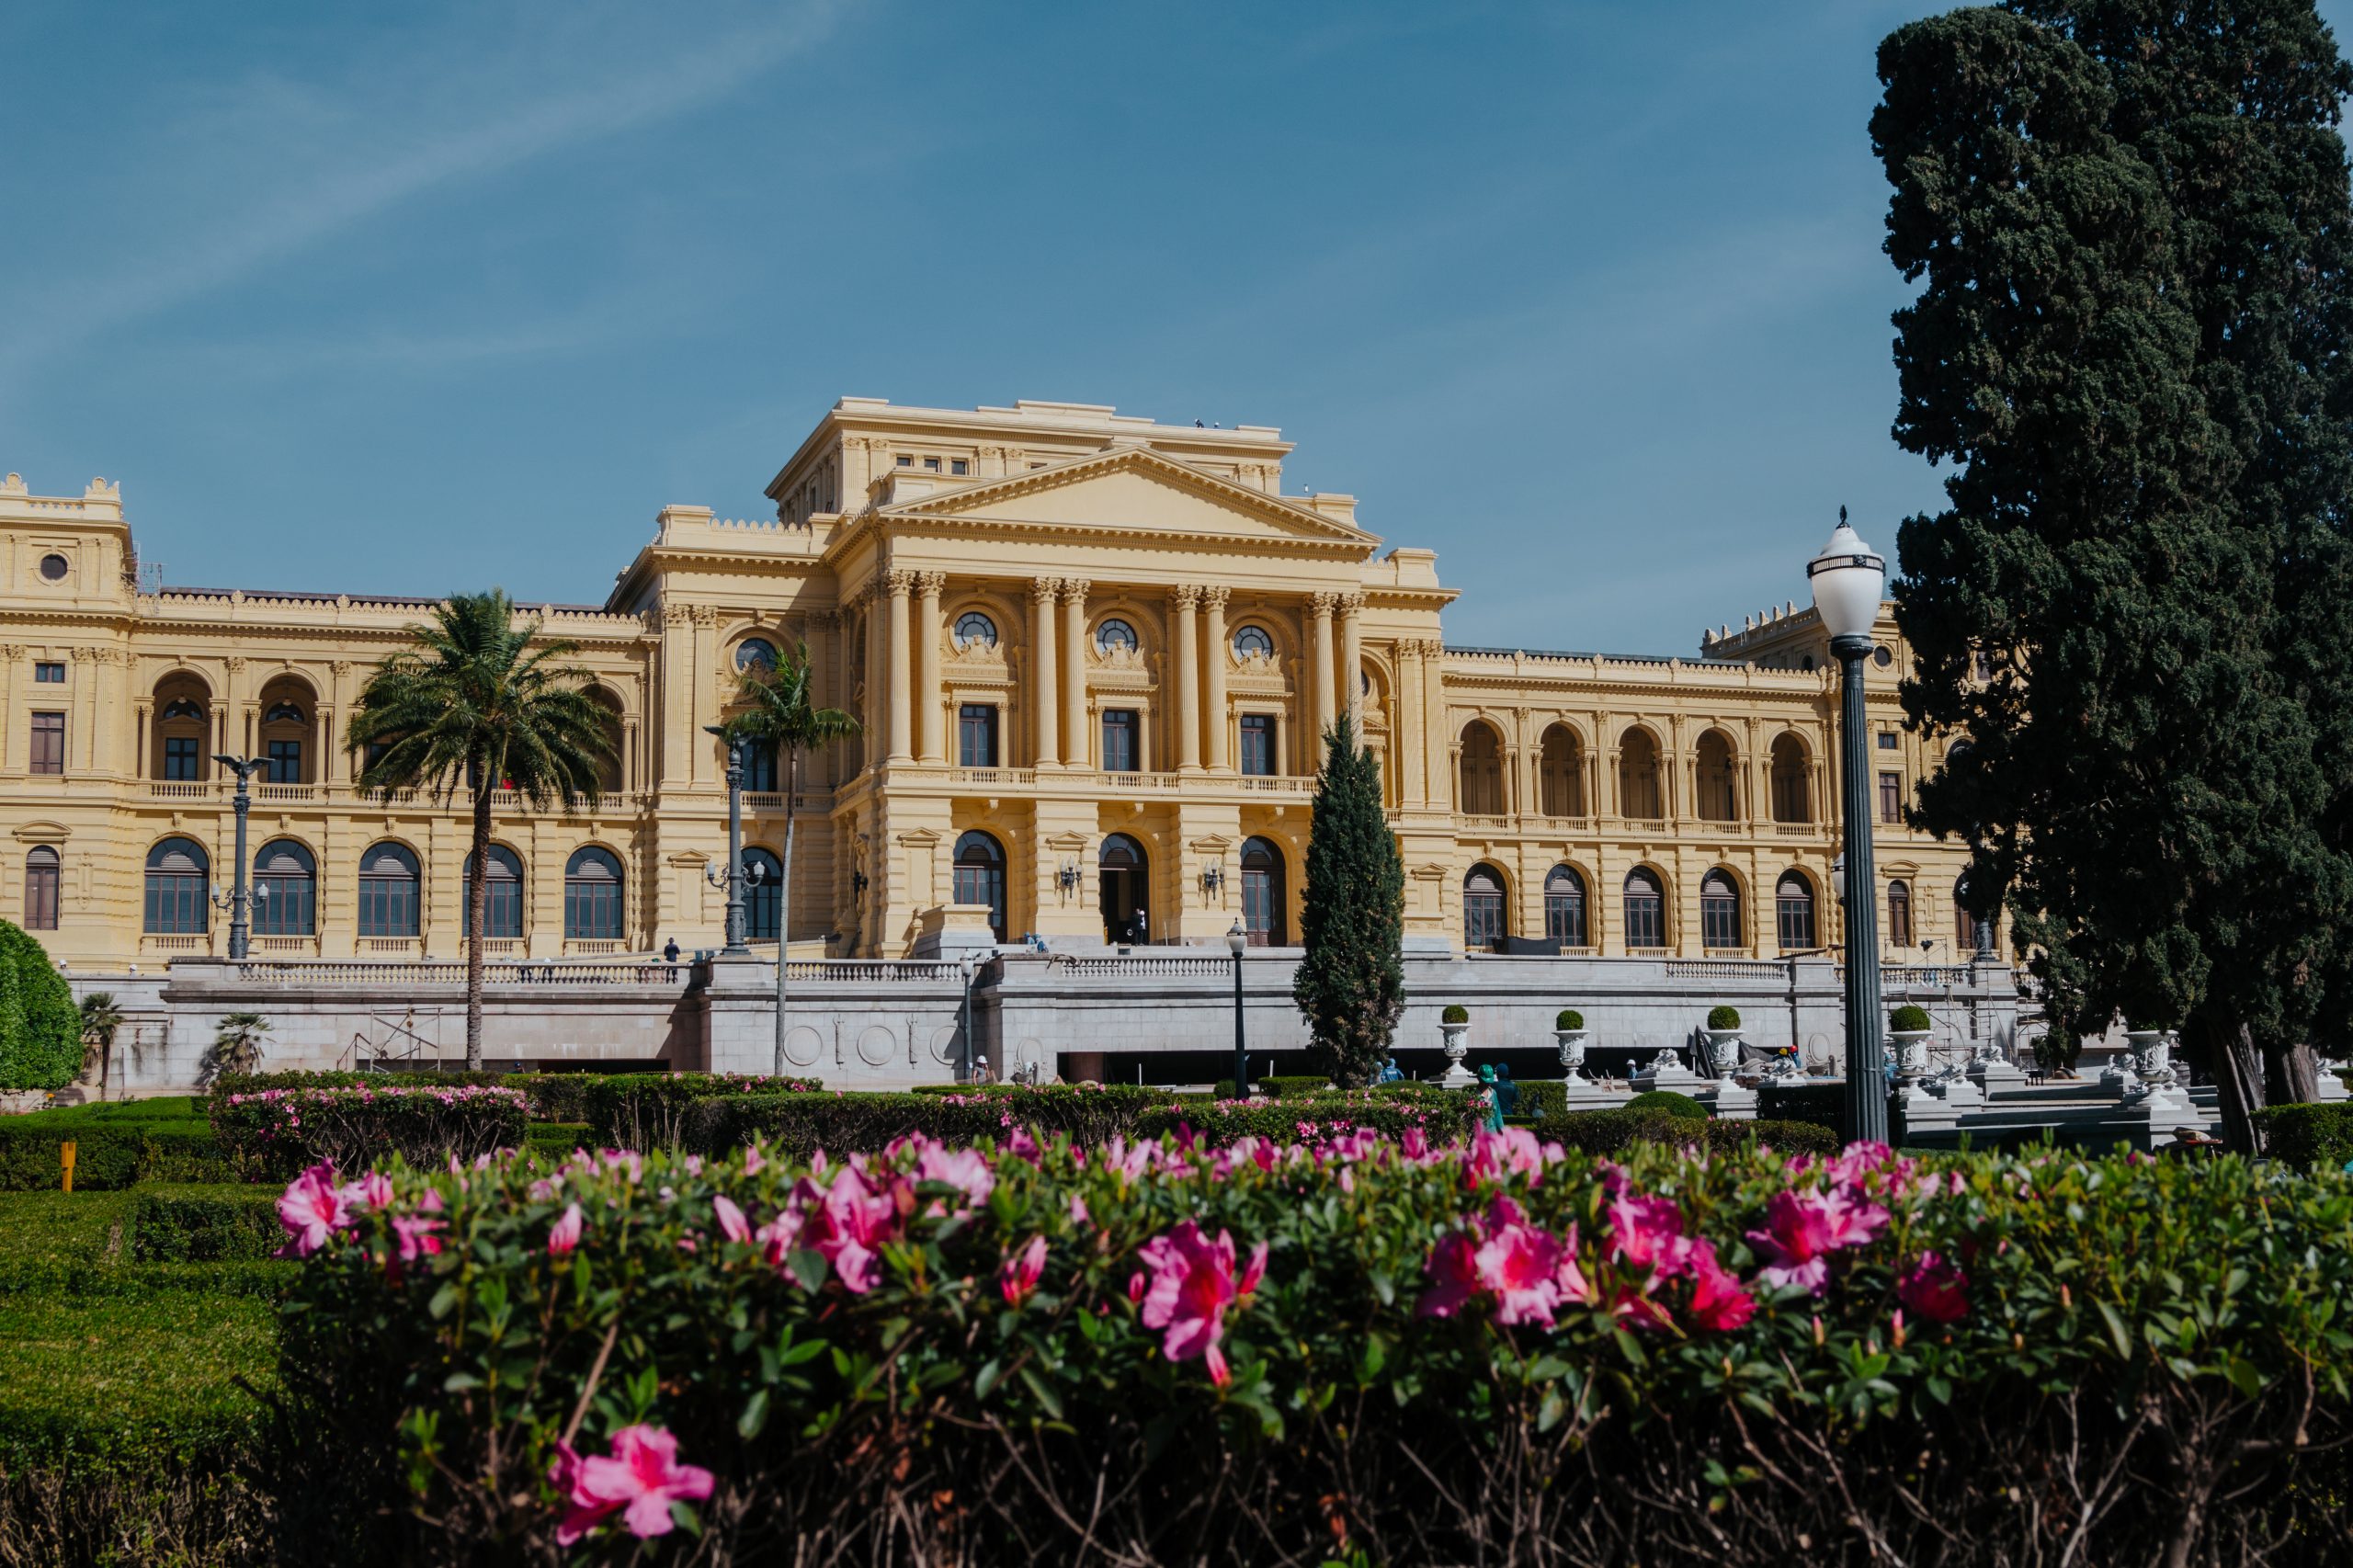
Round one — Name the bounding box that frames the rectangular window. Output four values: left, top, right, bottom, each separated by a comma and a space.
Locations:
1879, 771, 1903, 824
958, 704, 999, 767
1239, 714, 1275, 777
949, 458, 969, 476
1101, 710, 1138, 773
23, 857, 59, 931
1876, 732, 1898, 750
923, 456, 941, 472
267, 739, 302, 783
1623, 890, 1665, 949
895, 453, 913, 468
741, 744, 778, 793
32, 662, 64, 684
164, 736, 200, 780
28, 712, 63, 775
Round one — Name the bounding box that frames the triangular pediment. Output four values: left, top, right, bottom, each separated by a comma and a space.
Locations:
881, 445, 1373, 547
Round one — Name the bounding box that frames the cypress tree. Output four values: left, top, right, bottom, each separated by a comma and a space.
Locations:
0, 921, 76, 1091
1292, 713, 1405, 1088
1875, 2, 2353, 1147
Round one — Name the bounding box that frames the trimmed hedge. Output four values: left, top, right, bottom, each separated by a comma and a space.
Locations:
1133, 1090, 1484, 1147
210, 1085, 529, 1178
2253, 1100, 2353, 1169
131, 1186, 281, 1264
271, 1131, 2353, 1564
1757, 1077, 1845, 1131
688, 1085, 1180, 1161
1515, 1080, 1568, 1119
0, 1122, 233, 1192
582, 1073, 825, 1148
1536, 1108, 1840, 1158
213, 1069, 661, 1125
1623, 1088, 1708, 1119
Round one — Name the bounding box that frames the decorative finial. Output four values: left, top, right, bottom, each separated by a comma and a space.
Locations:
1839, 504, 1847, 526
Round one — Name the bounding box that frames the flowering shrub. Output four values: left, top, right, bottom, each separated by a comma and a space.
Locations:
579, 1073, 824, 1149
683, 1083, 1192, 1161
1131, 1087, 1483, 1147
210, 1085, 528, 1178
271, 1129, 2353, 1564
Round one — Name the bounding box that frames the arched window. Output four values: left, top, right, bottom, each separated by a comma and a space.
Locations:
1775, 870, 1817, 950
264, 700, 305, 725
1618, 729, 1663, 821
23, 846, 59, 931
1539, 725, 1585, 818
1623, 868, 1665, 949
1695, 731, 1738, 823
1097, 834, 1148, 944
358, 843, 421, 937
144, 837, 209, 935
734, 638, 779, 674
253, 841, 315, 937
564, 847, 625, 941
461, 846, 525, 939
1543, 864, 1587, 948
1699, 869, 1741, 949
953, 832, 1006, 944
953, 611, 997, 652
742, 847, 783, 942
1888, 880, 1915, 949
1095, 618, 1140, 655
1769, 733, 1812, 824
1458, 722, 1504, 815
1232, 625, 1274, 662
1241, 837, 1286, 948
1463, 864, 1506, 949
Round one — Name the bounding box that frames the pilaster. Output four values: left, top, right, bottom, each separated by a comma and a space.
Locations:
1029, 578, 1061, 767
914, 571, 946, 763
1060, 579, 1090, 769
884, 572, 915, 764
1201, 586, 1231, 771
1308, 593, 1336, 746
1172, 584, 1201, 773
1338, 592, 1364, 741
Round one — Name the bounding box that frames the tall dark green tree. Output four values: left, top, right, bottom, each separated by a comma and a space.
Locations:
1875, 3, 2353, 1147
1292, 714, 1404, 1089
348, 591, 612, 1069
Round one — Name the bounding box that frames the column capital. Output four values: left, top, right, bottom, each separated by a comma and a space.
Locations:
1201, 585, 1231, 612
1338, 591, 1368, 616
660, 600, 696, 629
883, 569, 918, 597
690, 603, 720, 627
1029, 576, 1061, 604
1171, 584, 1201, 612
1060, 577, 1091, 607
1308, 591, 1339, 618
914, 570, 948, 597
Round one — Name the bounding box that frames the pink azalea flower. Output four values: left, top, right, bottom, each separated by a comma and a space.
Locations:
1127, 1270, 1147, 1304
1473, 1217, 1566, 1326
1006, 1127, 1041, 1163
1138, 1220, 1256, 1386
1684, 1238, 1755, 1332
552, 1425, 715, 1545
795, 1166, 901, 1293
276, 1163, 354, 1258
1000, 1235, 1048, 1308
1897, 1251, 1970, 1324
1067, 1192, 1090, 1226
1464, 1126, 1546, 1184
1746, 1187, 1883, 1294
344, 1171, 394, 1212
753, 1206, 801, 1268
548, 1202, 585, 1257
915, 1146, 995, 1211
743, 1142, 766, 1176
712, 1195, 751, 1245
391, 1213, 442, 1265
1400, 1127, 1430, 1162
1607, 1192, 1688, 1276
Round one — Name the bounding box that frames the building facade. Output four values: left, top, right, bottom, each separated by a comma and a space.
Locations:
0, 399, 1989, 974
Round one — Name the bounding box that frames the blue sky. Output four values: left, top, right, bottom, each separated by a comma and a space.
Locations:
6, 1, 2351, 653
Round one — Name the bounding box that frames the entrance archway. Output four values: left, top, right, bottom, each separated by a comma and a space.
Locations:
1098, 834, 1149, 945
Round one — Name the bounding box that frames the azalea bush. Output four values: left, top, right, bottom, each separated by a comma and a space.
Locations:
210, 1084, 529, 1178
267, 1126, 2353, 1565
1538, 1108, 1838, 1158
580, 1073, 824, 1149
1131, 1088, 1483, 1146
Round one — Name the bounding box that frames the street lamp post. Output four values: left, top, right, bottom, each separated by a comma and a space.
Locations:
1227, 919, 1248, 1098
210, 754, 267, 960
703, 727, 758, 955
1808, 509, 1891, 1145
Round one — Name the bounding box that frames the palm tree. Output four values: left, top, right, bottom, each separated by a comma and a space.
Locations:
347, 590, 611, 1069
78, 992, 124, 1100
724, 641, 859, 1075
207, 1011, 271, 1085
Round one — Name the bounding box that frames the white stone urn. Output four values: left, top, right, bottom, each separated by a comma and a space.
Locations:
1703, 1028, 1744, 1081
2124, 1028, 2172, 1084
1438, 1015, 1475, 1088
1889, 1028, 1933, 1080
1555, 1028, 1590, 1080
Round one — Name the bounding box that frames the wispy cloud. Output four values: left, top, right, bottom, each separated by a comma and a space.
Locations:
1, 0, 855, 381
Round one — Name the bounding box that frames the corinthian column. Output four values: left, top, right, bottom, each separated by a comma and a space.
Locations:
915, 572, 946, 763
1202, 586, 1231, 771
1030, 578, 1061, 767
1308, 593, 1337, 745
1172, 585, 1201, 773
1339, 592, 1365, 743
1062, 579, 1091, 769
884, 571, 915, 764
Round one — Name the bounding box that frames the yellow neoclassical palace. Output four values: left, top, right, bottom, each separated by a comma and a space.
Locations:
0, 398, 1985, 969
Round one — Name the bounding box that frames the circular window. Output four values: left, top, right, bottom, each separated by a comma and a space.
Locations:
734, 638, 778, 674
1233, 625, 1273, 660
1873, 644, 1894, 668
38, 553, 68, 582
953, 611, 997, 651
1095, 618, 1139, 654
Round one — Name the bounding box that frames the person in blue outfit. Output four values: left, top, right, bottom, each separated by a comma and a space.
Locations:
1476, 1064, 1505, 1131
1376, 1056, 1404, 1085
